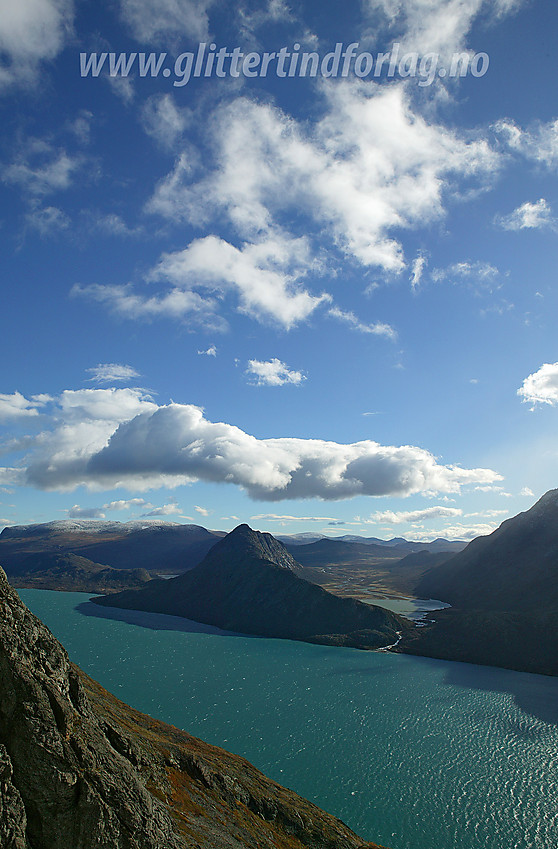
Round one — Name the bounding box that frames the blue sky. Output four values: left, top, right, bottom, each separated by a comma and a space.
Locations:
1, 0, 558, 540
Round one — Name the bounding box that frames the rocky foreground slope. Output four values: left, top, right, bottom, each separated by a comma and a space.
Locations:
94, 524, 408, 649
0, 565, 387, 849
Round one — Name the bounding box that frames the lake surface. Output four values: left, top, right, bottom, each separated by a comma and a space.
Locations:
364, 594, 451, 621
20, 589, 558, 849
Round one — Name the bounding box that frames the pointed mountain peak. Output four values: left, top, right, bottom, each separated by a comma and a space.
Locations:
207, 523, 302, 572
227, 523, 256, 538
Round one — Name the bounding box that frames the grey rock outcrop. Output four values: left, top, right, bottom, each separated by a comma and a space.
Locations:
0, 743, 27, 849
0, 566, 183, 849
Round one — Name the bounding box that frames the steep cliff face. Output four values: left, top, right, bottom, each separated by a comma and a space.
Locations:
0, 566, 387, 849
95, 524, 408, 649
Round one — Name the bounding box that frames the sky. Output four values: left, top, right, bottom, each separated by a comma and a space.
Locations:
1, 0, 558, 541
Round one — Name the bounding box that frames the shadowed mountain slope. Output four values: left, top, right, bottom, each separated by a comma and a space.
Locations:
415, 489, 558, 610
8, 552, 151, 594
399, 490, 558, 675
0, 564, 388, 849
94, 525, 409, 649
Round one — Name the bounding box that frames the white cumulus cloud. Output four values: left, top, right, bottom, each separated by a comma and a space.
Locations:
0, 391, 50, 420
24, 388, 158, 490
246, 358, 306, 387
496, 198, 555, 231
251, 513, 340, 522
26, 204, 70, 235
431, 260, 501, 290
103, 498, 150, 511
142, 503, 182, 516
0, 0, 74, 89
150, 234, 328, 329
404, 521, 498, 541
119, 0, 215, 43
3, 141, 83, 196
368, 506, 463, 524
68, 505, 106, 519
363, 0, 523, 58
518, 363, 558, 408
141, 94, 191, 150
71, 283, 227, 332
149, 85, 497, 273
0, 468, 25, 486
494, 117, 558, 168
76, 78, 500, 335
73, 231, 327, 332
410, 253, 428, 290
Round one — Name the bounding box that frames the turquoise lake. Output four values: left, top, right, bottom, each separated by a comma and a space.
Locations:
19, 589, 558, 849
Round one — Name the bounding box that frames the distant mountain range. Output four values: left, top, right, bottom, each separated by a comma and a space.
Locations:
94, 524, 409, 649
399, 489, 558, 675
0, 563, 386, 849
0, 519, 465, 594
277, 532, 465, 551
0, 520, 221, 576
1, 519, 465, 551
1, 518, 187, 536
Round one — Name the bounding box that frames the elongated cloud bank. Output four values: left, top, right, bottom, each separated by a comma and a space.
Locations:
19, 395, 501, 499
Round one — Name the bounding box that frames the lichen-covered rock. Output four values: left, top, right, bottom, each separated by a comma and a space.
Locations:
0, 743, 28, 849
0, 565, 389, 849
